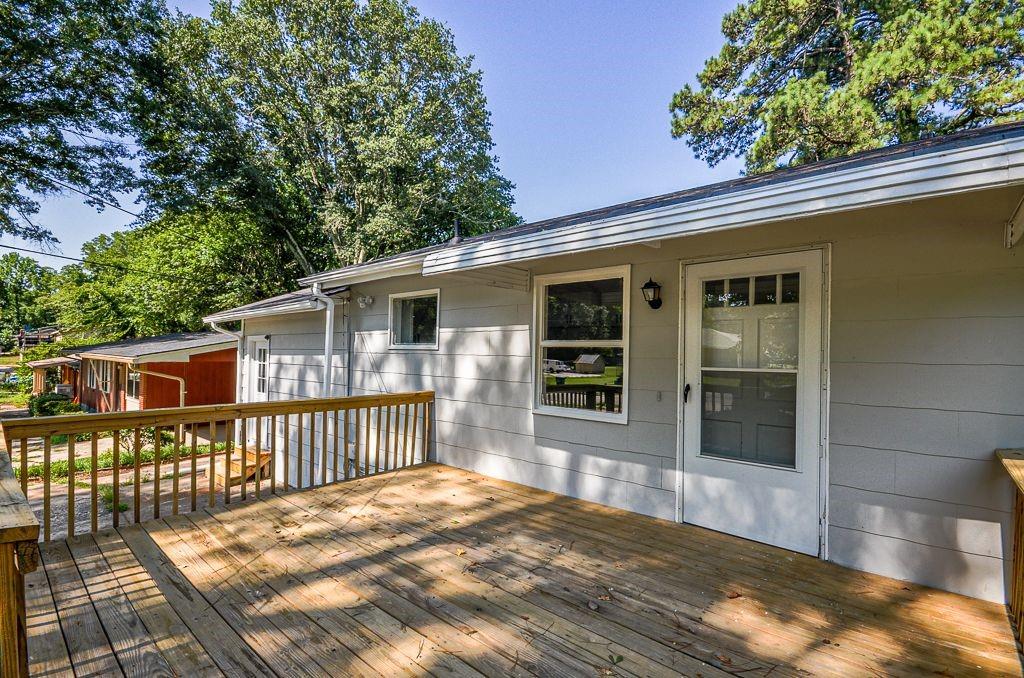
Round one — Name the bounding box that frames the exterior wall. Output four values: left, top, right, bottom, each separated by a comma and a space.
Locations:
140, 348, 236, 409
78, 358, 125, 413
242, 185, 1024, 602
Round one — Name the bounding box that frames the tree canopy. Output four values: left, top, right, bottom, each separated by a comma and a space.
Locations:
0, 252, 55, 349
46, 209, 291, 339
132, 0, 519, 276
0, 0, 163, 241
671, 0, 1024, 173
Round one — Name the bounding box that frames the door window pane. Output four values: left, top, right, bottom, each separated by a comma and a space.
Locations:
703, 279, 725, 308
754, 275, 777, 305
727, 278, 749, 307
780, 272, 800, 303
545, 278, 623, 341
702, 282, 799, 369
701, 370, 796, 468
540, 347, 623, 413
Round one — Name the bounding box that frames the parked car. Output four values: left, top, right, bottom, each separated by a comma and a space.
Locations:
542, 359, 572, 373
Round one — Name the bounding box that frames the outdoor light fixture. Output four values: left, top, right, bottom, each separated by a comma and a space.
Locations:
641, 278, 662, 309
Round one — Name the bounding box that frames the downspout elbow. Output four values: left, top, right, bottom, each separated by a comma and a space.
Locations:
310, 284, 335, 398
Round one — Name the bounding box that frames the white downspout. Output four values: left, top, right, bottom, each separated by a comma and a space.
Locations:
134, 367, 186, 407
210, 320, 244, 404
309, 283, 335, 398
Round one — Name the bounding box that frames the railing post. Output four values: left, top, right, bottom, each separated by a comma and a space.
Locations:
0, 448, 41, 678
997, 449, 1024, 643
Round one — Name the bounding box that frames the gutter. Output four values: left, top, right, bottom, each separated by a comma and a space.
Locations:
309, 283, 336, 398
209, 320, 245, 405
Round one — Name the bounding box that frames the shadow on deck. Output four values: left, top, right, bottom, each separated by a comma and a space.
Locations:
25, 463, 1023, 677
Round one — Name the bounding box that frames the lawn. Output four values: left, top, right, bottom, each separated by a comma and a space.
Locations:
0, 389, 30, 408
545, 366, 623, 387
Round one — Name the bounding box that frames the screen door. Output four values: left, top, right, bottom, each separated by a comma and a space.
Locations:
681, 250, 824, 555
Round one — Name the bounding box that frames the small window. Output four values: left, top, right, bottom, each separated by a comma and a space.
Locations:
126, 370, 140, 399
255, 347, 268, 395
535, 266, 629, 422
90, 361, 112, 393
389, 290, 439, 348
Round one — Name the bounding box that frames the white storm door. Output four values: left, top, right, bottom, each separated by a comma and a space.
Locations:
246, 339, 270, 442
682, 250, 824, 556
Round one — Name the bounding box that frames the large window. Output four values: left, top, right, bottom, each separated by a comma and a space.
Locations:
389, 290, 440, 349
534, 266, 629, 422
89, 360, 112, 393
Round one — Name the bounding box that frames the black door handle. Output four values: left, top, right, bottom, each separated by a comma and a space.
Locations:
683, 383, 691, 403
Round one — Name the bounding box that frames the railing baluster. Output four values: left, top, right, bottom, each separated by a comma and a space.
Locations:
385, 406, 394, 471
207, 419, 216, 508
153, 426, 161, 520
269, 415, 277, 495
283, 414, 290, 491
402, 403, 411, 467
342, 409, 350, 481
43, 437, 51, 542
18, 438, 27, 497
67, 437, 75, 538
411, 402, 421, 465
133, 428, 141, 524
172, 424, 180, 515
321, 410, 328, 487
112, 430, 120, 528
423, 400, 432, 463
354, 408, 362, 478
296, 413, 304, 490
224, 420, 233, 504
255, 415, 262, 500
363, 406, 371, 476
90, 433, 98, 533
308, 412, 316, 488
240, 417, 248, 501
374, 405, 383, 475
190, 423, 198, 512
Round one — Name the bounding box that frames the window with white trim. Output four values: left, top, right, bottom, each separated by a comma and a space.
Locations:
389, 289, 439, 348
92, 360, 112, 393
126, 370, 140, 399
255, 346, 268, 395
534, 266, 629, 421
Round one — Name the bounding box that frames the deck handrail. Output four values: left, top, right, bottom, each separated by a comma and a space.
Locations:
0, 391, 435, 544
0, 450, 40, 678
997, 448, 1024, 641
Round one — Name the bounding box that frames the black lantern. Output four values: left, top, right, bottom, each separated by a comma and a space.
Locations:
641, 278, 662, 309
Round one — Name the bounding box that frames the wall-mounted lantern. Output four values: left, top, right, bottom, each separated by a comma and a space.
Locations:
641, 278, 663, 309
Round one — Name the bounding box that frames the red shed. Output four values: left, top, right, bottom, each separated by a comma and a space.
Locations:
71, 332, 237, 412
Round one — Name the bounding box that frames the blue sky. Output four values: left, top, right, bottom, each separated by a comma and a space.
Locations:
7, 0, 743, 269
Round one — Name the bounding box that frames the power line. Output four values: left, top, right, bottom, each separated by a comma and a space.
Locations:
0, 243, 177, 280
4, 157, 143, 219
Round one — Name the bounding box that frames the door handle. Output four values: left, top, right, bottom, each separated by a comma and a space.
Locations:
683, 383, 691, 403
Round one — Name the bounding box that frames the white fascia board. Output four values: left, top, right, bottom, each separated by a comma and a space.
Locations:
423, 136, 1024, 274
298, 254, 425, 287
202, 299, 324, 324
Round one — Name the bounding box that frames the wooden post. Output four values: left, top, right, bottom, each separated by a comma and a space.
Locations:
190, 423, 198, 512
0, 449, 40, 678
207, 419, 216, 508
90, 433, 99, 533
42, 438, 51, 542
269, 415, 277, 495
67, 437, 75, 538
112, 430, 120, 528
153, 426, 162, 520
283, 415, 290, 491
172, 424, 181, 515
133, 428, 141, 524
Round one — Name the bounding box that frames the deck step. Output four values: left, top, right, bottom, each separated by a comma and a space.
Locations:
214, 449, 271, 487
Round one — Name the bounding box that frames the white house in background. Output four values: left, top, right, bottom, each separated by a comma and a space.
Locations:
206, 121, 1024, 604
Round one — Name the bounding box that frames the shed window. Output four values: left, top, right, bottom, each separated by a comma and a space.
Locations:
535, 266, 629, 422
90, 361, 112, 393
126, 370, 140, 399
389, 290, 439, 348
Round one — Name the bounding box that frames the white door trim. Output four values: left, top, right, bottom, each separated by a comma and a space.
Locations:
674, 244, 831, 558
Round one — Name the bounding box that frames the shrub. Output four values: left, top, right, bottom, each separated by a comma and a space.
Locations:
29, 392, 83, 417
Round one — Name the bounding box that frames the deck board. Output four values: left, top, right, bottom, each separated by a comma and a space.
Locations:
25, 463, 1023, 677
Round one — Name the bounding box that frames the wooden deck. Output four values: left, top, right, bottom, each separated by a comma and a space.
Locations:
25, 463, 1022, 677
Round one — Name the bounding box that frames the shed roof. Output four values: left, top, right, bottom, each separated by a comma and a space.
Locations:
575, 354, 604, 364
25, 356, 79, 369
67, 332, 235, 365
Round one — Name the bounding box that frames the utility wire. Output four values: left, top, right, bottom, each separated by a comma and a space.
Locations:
4, 157, 143, 219
0, 243, 178, 280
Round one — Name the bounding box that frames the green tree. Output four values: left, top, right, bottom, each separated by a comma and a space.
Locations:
132, 0, 519, 276
46, 208, 290, 338
671, 0, 1024, 173
0, 0, 164, 241
0, 252, 55, 349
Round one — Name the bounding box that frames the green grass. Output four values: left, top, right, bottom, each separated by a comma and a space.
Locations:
0, 390, 30, 408
17, 441, 227, 481
0, 355, 20, 365
545, 366, 623, 387
74, 480, 130, 513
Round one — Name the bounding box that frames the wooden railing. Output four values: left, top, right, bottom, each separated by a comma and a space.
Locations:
0, 391, 434, 543
998, 448, 1024, 642
0, 449, 40, 677
543, 383, 622, 412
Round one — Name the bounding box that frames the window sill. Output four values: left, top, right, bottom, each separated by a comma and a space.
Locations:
532, 405, 628, 425
388, 343, 439, 351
